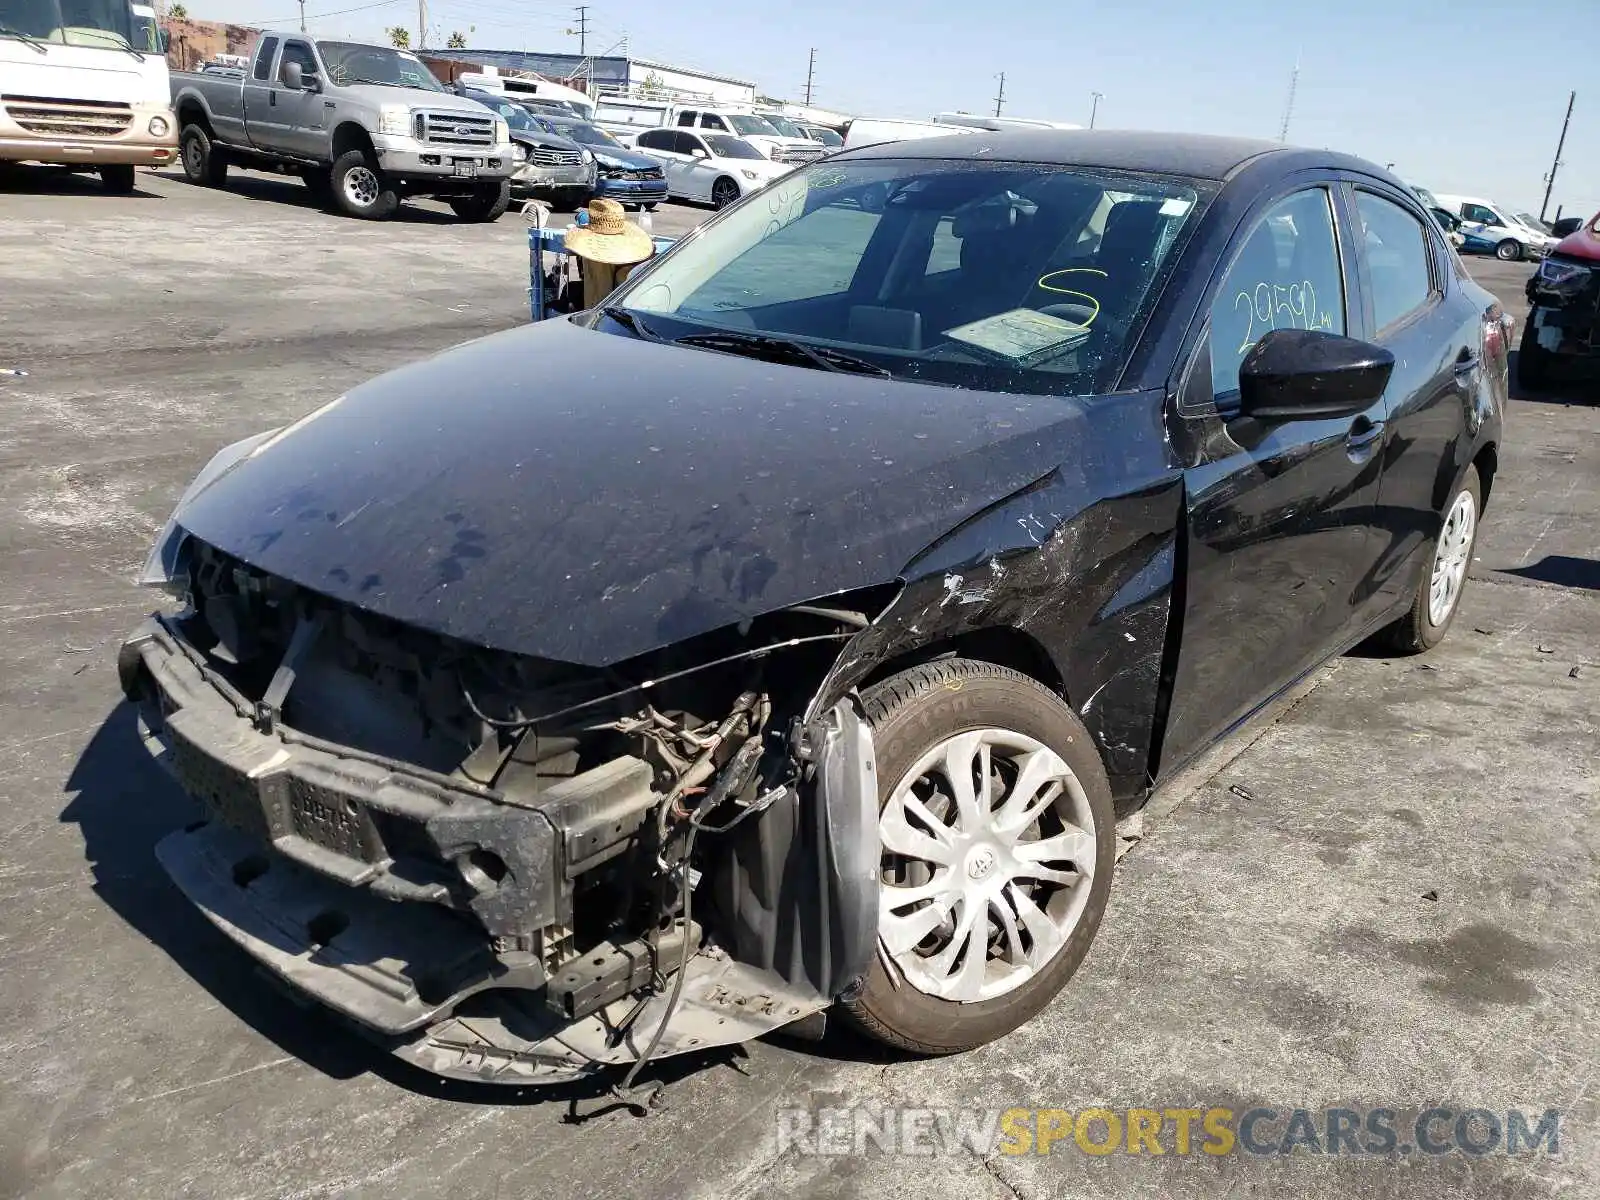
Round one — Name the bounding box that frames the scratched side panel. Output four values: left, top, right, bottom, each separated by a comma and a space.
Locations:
814, 390, 1183, 805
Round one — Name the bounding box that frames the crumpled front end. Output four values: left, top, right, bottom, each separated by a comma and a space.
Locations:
1525, 251, 1600, 361
122, 538, 885, 1084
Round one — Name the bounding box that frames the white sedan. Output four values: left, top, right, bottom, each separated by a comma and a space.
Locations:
632, 129, 793, 208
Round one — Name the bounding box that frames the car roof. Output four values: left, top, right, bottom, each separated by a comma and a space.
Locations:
837, 129, 1382, 183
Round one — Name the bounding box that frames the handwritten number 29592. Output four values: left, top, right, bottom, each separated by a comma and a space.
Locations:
1233, 279, 1331, 354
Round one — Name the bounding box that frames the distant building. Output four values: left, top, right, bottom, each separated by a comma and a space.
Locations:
420, 48, 757, 106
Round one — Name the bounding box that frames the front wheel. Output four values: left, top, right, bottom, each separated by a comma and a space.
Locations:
840, 659, 1115, 1055
99, 164, 136, 194
1495, 238, 1523, 262
331, 149, 398, 220
644, 202, 659, 212
180, 124, 228, 187
1381, 466, 1481, 654
711, 177, 740, 210
447, 179, 511, 222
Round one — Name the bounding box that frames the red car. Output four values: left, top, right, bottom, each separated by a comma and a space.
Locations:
1522, 210, 1600, 389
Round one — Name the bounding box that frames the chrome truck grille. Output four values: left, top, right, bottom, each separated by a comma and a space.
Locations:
413, 111, 495, 147
529, 147, 582, 167
2, 94, 133, 138
777, 143, 822, 164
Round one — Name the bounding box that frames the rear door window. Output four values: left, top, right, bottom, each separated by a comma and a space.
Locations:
1354, 192, 1435, 332
252, 37, 279, 80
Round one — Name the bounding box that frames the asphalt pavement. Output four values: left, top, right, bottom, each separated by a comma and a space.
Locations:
0, 168, 1594, 1200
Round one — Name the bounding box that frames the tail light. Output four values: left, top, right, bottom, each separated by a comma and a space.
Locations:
1482, 309, 1513, 366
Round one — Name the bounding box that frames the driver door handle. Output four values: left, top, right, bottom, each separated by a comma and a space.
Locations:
1346, 417, 1385, 460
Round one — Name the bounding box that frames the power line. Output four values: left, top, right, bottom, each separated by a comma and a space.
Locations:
572, 3, 587, 56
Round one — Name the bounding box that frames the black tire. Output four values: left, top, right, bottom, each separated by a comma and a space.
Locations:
330, 149, 398, 220
179, 124, 228, 187
644, 202, 659, 212
839, 658, 1116, 1055
447, 178, 511, 222
557, 187, 590, 211
1517, 320, 1551, 391
99, 164, 136, 194
1381, 465, 1482, 654
1495, 238, 1522, 262
300, 166, 334, 207
711, 177, 740, 210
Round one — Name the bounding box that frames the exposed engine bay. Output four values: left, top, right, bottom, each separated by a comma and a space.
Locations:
121, 538, 885, 1090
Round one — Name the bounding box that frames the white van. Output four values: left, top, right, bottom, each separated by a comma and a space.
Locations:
842, 117, 976, 150
592, 98, 672, 144
1433, 193, 1558, 261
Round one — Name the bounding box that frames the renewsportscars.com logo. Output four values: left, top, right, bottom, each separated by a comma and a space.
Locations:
775, 1105, 1563, 1159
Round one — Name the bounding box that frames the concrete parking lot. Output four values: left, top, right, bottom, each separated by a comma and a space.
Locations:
0, 166, 1595, 1200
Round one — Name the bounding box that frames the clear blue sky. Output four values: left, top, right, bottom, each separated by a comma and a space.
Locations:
203, 0, 1597, 218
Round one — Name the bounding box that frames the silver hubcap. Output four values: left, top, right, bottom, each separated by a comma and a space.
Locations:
343, 165, 379, 208
1429, 488, 1476, 625
878, 728, 1096, 1003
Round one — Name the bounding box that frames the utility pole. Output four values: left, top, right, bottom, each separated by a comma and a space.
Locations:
1278, 51, 1299, 141
1089, 90, 1102, 128
297, 0, 305, 31
416, 0, 425, 48
573, 4, 588, 57
1539, 90, 1576, 223
803, 47, 816, 106
993, 71, 1005, 118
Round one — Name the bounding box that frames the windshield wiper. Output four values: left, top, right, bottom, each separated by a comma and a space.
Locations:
673, 330, 891, 377
0, 26, 48, 53
598, 305, 664, 342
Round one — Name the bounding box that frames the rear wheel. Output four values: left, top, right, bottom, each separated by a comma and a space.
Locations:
180, 124, 228, 187
447, 179, 511, 222
840, 659, 1115, 1055
1495, 238, 1522, 262
99, 164, 136, 194
711, 177, 739, 210
1517, 319, 1551, 390
331, 149, 398, 220
1382, 466, 1481, 654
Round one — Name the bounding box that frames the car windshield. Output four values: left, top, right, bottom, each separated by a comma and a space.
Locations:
1516, 212, 1548, 232
318, 41, 446, 91
475, 97, 536, 131
0, 0, 136, 50
553, 121, 621, 147
810, 127, 844, 147
727, 114, 778, 136
704, 134, 764, 160
1412, 186, 1440, 209
615, 158, 1207, 396
760, 114, 804, 137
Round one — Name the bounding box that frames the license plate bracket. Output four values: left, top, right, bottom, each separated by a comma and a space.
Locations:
453, 161, 478, 179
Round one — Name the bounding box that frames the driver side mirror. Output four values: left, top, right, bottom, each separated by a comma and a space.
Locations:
1238, 328, 1394, 421
282, 62, 303, 89
690, 146, 709, 159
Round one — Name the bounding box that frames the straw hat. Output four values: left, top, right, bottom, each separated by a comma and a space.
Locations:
564, 198, 655, 266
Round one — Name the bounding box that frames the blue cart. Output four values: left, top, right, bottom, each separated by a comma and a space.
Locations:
528, 225, 678, 322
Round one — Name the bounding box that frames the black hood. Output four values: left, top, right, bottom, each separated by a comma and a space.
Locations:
174, 319, 1085, 667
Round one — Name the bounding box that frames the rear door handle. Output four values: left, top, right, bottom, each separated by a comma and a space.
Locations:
269, 90, 277, 107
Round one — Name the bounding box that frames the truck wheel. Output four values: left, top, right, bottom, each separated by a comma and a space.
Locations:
1495, 238, 1522, 262
99, 165, 136, 194
331, 149, 398, 220
1517, 320, 1551, 391
1381, 465, 1481, 655
299, 166, 334, 208
180, 124, 228, 187
448, 179, 511, 222
840, 659, 1115, 1055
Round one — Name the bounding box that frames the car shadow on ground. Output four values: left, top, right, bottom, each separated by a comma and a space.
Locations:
1498, 554, 1600, 591
58, 704, 861, 1116
0, 164, 163, 198
153, 167, 466, 224
1508, 350, 1599, 407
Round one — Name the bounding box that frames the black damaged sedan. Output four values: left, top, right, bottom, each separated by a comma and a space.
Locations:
121, 131, 1507, 1087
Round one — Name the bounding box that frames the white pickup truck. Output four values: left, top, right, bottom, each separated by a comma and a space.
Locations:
171, 33, 514, 221
0, 0, 177, 191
